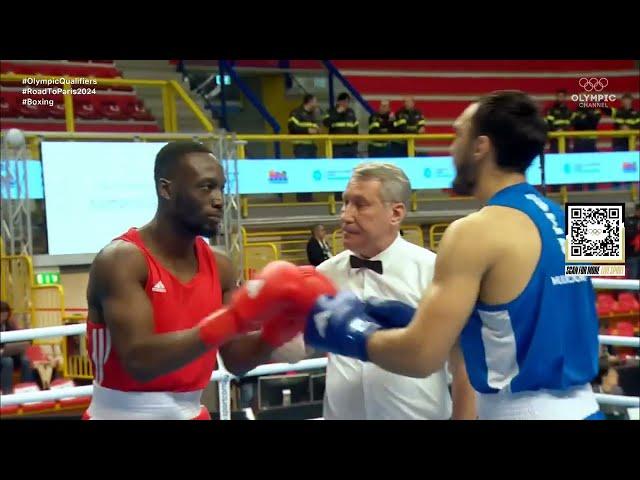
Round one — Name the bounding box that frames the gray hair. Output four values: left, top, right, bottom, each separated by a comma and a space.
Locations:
351, 162, 412, 208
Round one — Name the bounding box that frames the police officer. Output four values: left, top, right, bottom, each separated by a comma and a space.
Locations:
323, 93, 359, 158
392, 97, 426, 157
288, 94, 320, 158
368, 100, 395, 157
611, 93, 640, 151
544, 89, 573, 153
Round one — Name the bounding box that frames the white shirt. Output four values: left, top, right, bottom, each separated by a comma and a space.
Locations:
316, 234, 453, 420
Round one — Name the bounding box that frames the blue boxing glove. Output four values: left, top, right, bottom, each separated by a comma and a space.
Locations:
304, 291, 381, 362
364, 298, 416, 329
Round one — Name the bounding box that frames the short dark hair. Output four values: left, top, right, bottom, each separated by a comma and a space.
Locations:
337, 92, 350, 102
311, 224, 324, 234
622, 93, 633, 101
471, 91, 548, 174
0, 300, 11, 313
154, 141, 213, 182
556, 88, 568, 95
303, 94, 316, 105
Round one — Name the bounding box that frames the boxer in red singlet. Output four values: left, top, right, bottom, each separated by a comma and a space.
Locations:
84, 141, 335, 420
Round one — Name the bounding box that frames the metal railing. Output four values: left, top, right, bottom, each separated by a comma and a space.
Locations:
0, 74, 214, 133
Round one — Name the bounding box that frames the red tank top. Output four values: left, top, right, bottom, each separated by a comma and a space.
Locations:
87, 228, 221, 392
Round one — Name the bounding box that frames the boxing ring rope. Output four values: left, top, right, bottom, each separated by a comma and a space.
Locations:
1, 278, 639, 414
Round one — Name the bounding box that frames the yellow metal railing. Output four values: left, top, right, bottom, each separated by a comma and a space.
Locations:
429, 223, 451, 251
0, 253, 34, 325
11, 129, 638, 157
0, 74, 215, 134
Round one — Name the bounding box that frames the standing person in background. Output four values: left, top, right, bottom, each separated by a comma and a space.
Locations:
324, 93, 359, 158
611, 93, 640, 151
392, 97, 427, 158
368, 100, 395, 158
571, 107, 602, 153
306, 224, 333, 267
544, 89, 573, 153
288, 94, 321, 201
288, 94, 321, 159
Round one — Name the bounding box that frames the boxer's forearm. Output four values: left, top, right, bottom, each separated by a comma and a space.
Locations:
367, 328, 445, 378
218, 332, 275, 376
123, 328, 211, 382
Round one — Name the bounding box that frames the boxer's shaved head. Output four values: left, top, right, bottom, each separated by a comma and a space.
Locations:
154, 141, 224, 238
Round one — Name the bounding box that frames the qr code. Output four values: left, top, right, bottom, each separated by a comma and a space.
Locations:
565, 203, 624, 262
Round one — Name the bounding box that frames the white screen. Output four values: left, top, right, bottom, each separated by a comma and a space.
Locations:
41, 141, 168, 255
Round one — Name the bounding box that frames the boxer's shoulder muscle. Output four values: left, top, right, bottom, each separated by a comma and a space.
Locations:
90, 240, 148, 297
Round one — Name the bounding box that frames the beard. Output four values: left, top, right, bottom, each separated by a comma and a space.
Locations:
452, 156, 479, 196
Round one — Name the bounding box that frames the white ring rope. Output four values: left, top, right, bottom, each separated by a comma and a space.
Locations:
0, 357, 328, 407
1, 278, 638, 412
2, 325, 638, 347
591, 279, 639, 290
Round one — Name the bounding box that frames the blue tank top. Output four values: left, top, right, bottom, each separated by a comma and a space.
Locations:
459, 182, 599, 394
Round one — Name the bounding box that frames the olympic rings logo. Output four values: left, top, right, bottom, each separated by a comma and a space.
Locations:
578, 77, 608, 92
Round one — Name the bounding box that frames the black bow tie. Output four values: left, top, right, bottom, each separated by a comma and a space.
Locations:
350, 255, 383, 274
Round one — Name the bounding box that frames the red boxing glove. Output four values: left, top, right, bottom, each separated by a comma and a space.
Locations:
197, 261, 307, 348
260, 266, 337, 348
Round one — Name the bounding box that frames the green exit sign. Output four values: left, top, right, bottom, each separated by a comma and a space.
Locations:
35, 272, 60, 285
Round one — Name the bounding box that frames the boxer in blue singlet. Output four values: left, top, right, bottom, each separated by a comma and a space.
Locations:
304, 91, 603, 420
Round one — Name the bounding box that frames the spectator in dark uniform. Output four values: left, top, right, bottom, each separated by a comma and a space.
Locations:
323, 93, 359, 158
368, 100, 395, 158
306, 224, 333, 266
288, 94, 321, 201
288, 94, 320, 159
392, 97, 426, 157
544, 89, 573, 153
611, 93, 640, 151
571, 107, 602, 152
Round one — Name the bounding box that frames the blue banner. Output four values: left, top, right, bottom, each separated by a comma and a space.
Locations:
3, 147, 638, 200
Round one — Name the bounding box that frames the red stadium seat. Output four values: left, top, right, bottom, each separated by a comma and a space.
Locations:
597, 303, 613, 317
18, 101, 48, 119
614, 293, 640, 314
100, 100, 129, 120
1, 96, 17, 117
126, 100, 154, 121
47, 101, 66, 119
75, 100, 102, 120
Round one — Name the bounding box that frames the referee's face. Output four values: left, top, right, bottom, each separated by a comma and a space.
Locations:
341, 178, 398, 257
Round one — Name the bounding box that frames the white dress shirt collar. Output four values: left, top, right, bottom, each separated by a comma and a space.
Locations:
352, 233, 403, 264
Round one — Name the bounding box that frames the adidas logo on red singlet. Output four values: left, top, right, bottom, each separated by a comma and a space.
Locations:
152, 281, 167, 293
